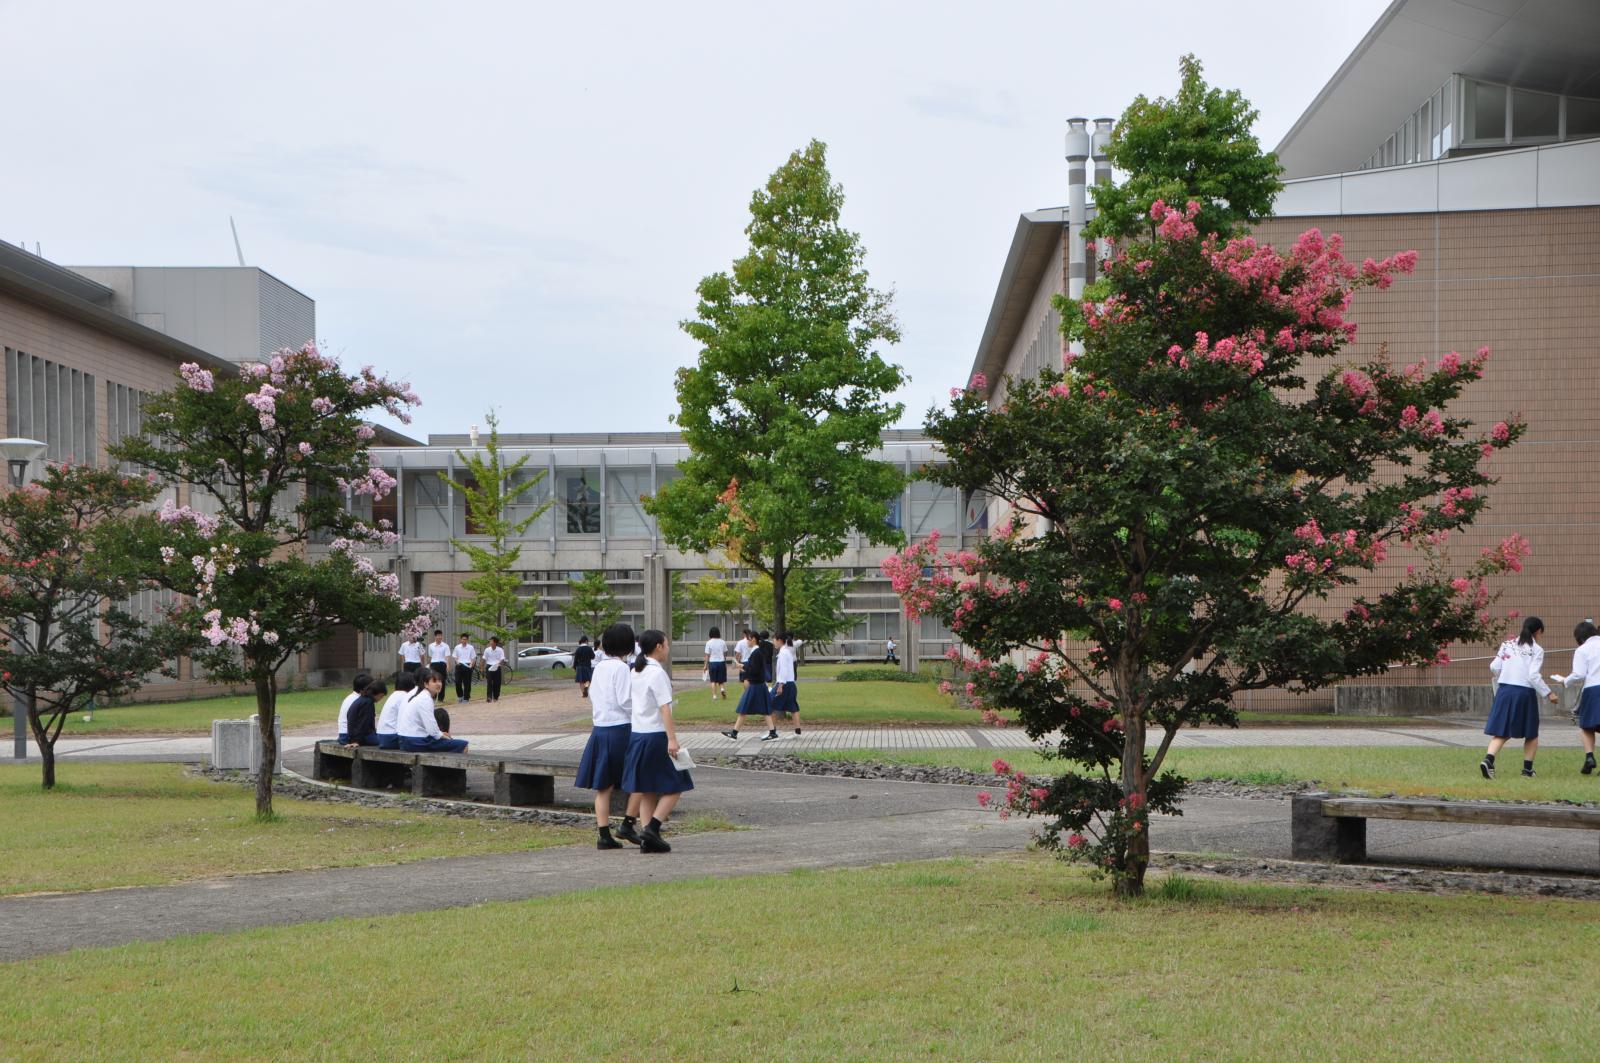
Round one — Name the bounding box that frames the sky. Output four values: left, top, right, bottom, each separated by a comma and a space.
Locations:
3, 0, 1391, 441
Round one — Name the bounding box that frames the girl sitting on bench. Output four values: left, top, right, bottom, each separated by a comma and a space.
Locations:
398, 669, 468, 753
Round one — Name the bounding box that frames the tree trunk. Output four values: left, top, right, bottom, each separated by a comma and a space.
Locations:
1118, 707, 1149, 898
26, 691, 55, 790
254, 669, 277, 820
771, 555, 787, 636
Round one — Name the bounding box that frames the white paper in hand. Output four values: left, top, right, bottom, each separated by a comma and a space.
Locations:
670, 747, 696, 772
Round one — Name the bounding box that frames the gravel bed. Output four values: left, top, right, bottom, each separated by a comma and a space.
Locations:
194, 767, 592, 827
1152, 852, 1600, 900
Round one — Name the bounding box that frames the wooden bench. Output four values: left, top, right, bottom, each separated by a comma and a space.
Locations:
312, 743, 557, 806
1291, 792, 1600, 862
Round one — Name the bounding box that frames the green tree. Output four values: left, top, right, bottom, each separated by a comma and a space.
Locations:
890, 91, 1524, 896
1084, 54, 1283, 243
750, 567, 855, 651
0, 465, 192, 789
686, 563, 750, 637
562, 571, 621, 642
646, 139, 906, 636
441, 412, 549, 645
668, 571, 696, 642
114, 347, 435, 819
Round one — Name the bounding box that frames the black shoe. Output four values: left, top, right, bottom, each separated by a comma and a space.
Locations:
597, 833, 623, 850
614, 820, 642, 846
1480, 759, 1494, 779
1522, 767, 1537, 778
1583, 759, 1596, 776
640, 825, 671, 854
720, 729, 739, 740
794, 728, 802, 735
761, 730, 781, 742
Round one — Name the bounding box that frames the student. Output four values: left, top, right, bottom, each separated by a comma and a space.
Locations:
427, 630, 451, 703
335, 672, 372, 744
482, 636, 507, 703
771, 631, 802, 736
732, 628, 753, 671
375, 673, 412, 749
1561, 619, 1600, 774
343, 678, 386, 747
452, 633, 478, 703
720, 630, 781, 742
397, 635, 424, 677
1482, 616, 1557, 778
398, 669, 467, 753
704, 626, 729, 701
573, 635, 596, 699
621, 629, 692, 853
884, 637, 899, 665
575, 623, 645, 849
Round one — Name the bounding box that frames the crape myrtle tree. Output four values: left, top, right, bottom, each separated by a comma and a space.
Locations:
112, 346, 438, 819
884, 66, 1527, 897
442, 412, 550, 645
646, 139, 907, 635
0, 465, 192, 789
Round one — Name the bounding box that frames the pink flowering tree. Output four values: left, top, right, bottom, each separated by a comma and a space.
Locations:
889, 198, 1527, 895
0, 465, 193, 789
112, 344, 436, 818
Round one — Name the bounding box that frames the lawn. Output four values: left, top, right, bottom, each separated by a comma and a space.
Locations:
0, 855, 1594, 1059
795, 746, 1600, 804
0, 763, 584, 896
662, 679, 985, 727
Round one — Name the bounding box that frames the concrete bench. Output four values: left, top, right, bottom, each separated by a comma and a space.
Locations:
1291, 792, 1600, 862
312, 743, 557, 806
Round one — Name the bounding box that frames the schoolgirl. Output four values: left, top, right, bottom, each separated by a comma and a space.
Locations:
573, 635, 596, 698
1563, 619, 1600, 775
704, 626, 729, 701
575, 623, 645, 849
335, 672, 372, 744
621, 629, 692, 853
771, 631, 801, 736
343, 678, 386, 747
398, 669, 468, 753
1482, 616, 1557, 778
375, 673, 412, 749
720, 630, 780, 742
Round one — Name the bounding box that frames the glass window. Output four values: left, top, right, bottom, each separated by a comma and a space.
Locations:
506, 468, 553, 538
1465, 80, 1507, 142
885, 495, 903, 531
1441, 78, 1455, 152
1566, 95, 1600, 138
560, 468, 600, 534
404, 471, 450, 540
1512, 88, 1559, 140
909, 480, 959, 540
605, 468, 652, 538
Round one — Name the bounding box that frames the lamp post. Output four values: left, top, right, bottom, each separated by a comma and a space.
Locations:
0, 438, 47, 759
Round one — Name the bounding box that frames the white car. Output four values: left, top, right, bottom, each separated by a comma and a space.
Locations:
516, 644, 575, 671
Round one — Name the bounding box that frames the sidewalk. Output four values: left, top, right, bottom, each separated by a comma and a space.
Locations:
11, 721, 1583, 763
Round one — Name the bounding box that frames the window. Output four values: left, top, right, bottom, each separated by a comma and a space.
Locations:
6, 349, 96, 465
1465, 80, 1507, 142
604, 468, 651, 538
909, 480, 958, 540
507, 468, 553, 538
105, 381, 149, 470
1440, 77, 1454, 153
404, 470, 450, 539
561, 468, 600, 534
1566, 95, 1600, 138
1512, 88, 1559, 140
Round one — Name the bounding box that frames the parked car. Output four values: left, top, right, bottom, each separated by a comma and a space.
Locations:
517, 644, 574, 670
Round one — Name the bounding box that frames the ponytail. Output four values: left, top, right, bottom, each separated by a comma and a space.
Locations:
633, 629, 667, 672
1517, 616, 1544, 647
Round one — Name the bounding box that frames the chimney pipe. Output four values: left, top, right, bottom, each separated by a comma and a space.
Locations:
1065, 118, 1091, 365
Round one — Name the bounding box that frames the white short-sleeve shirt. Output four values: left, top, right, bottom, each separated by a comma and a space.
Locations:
398, 689, 442, 739
705, 637, 727, 663
1491, 638, 1550, 696
482, 646, 506, 671
428, 640, 451, 663
399, 640, 423, 664
377, 690, 407, 735
775, 645, 796, 684
629, 658, 674, 734
590, 658, 633, 727
453, 643, 477, 666
734, 640, 751, 664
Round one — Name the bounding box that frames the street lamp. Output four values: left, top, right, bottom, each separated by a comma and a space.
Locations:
0, 438, 45, 759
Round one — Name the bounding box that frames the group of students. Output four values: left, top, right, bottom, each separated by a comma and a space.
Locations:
337, 667, 469, 754
703, 626, 802, 743
1481, 615, 1600, 778
398, 630, 510, 705
573, 623, 692, 854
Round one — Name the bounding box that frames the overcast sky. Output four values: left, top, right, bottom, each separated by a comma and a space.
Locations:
5, 0, 1390, 441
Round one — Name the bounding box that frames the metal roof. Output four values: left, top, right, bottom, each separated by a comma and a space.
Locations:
966, 208, 1065, 395
1276, 0, 1600, 179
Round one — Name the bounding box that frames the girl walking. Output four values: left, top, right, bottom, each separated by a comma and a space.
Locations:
1563, 619, 1600, 774
1482, 616, 1557, 778
622, 629, 693, 853
720, 630, 779, 742
704, 626, 729, 701
575, 623, 644, 849
573, 635, 596, 699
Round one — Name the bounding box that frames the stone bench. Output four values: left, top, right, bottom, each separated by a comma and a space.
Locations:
312, 742, 556, 806
1291, 792, 1600, 862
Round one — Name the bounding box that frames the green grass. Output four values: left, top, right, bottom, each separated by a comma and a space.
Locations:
0, 763, 583, 895
1, 855, 1595, 1059
795, 746, 1600, 804
664, 679, 989, 727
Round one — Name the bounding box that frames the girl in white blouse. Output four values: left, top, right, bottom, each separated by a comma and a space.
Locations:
1482, 616, 1557, 778
620, 629, 693, 853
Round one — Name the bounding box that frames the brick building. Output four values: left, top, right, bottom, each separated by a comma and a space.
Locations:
968, 0, 1600, 708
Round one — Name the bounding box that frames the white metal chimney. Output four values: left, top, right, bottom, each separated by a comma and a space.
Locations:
1065, 118, 1091, 365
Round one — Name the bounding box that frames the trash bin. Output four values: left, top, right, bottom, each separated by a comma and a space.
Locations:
210, 719, 253, 770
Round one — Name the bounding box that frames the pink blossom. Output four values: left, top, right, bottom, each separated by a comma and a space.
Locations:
1437, 351, 1462, 375
976, 791, 993, 809
297, 442, 314, 457
311, 397, 334, 415
178, 363, 214, 392
1107, 598, 1123, 612
968, 372, 988, 392
1066, 833, 1086, 849
1490, 421, 1511, 444
991, 758, 1012, 775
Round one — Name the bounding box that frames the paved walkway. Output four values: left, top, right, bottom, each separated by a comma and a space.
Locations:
15, 721, 1582, 763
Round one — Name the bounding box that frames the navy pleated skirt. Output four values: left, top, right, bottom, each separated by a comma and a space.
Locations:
622, 731, 694, 794
376, 733, 401, 750
574, 665, 594, 683
708, 662, 728, 684
1485, 684, 1540, 739
735, 680, 771, 715
1578, 687, 1600, 731
575, 723, 631, 790
771, 683, 799, 714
